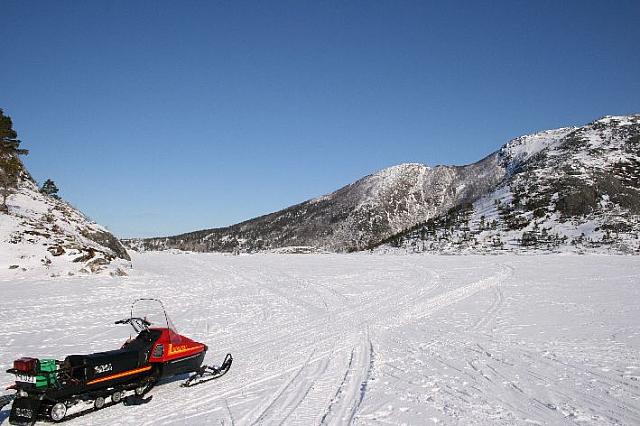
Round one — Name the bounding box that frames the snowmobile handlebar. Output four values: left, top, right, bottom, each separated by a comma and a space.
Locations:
115, 317, 152, 333
115, 317, 151, 326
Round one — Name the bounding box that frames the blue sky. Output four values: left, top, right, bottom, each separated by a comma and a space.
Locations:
1, 1, 639, 238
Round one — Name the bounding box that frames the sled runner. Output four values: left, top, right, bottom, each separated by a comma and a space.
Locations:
4, 298, 232, 425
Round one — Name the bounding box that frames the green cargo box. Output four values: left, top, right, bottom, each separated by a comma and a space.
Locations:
35, 359, 58, 388
38, 359, 57, 372
34, 375, 55, 389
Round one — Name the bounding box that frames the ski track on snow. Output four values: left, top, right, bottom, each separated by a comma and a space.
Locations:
1, 254, 638, 425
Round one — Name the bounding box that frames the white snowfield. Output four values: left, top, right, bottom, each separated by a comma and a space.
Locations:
0, 252, 639, 425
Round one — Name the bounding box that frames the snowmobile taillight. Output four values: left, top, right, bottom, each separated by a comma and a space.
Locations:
13, 357, 38, 373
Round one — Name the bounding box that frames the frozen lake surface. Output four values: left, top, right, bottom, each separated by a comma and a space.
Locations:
1, 252, 639, 425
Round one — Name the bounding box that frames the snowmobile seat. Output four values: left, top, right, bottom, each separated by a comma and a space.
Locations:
64, 355, 88, 381
64, 348, 141, 383
121, 329, 162, 364
123, 329, 161, 352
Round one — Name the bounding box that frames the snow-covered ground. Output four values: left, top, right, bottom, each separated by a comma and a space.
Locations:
1, 252, 639, 425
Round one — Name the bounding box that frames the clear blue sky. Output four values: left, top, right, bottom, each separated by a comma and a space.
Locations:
2, 1, 639, 238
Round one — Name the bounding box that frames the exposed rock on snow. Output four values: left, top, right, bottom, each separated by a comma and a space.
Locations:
382, 114, 640, 254
0, 178, 130, 277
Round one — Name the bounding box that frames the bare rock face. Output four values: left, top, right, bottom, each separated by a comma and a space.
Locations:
86, 257, 109, 273
47, 245, 65, 256
81, 229, 131, 261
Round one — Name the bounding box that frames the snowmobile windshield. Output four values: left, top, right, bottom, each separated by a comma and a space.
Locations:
131, 298, 181, 343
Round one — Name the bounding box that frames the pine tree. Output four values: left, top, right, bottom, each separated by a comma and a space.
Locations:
0, 109, 28, 156
0, 156, 21, 212
0, 109, 29, 212
41, 179, 60, 198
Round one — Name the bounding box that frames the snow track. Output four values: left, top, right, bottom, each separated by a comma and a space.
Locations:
320, 330, 373, 425
1, 254, 638, 425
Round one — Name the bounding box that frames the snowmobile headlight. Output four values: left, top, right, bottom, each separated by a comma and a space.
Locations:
152, 344, 164, 358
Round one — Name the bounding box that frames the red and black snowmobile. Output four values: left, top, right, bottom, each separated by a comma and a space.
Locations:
2, 299, 232, 425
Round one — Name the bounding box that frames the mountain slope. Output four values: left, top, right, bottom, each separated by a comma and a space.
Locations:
130, 113, 639, 255
133, 154, 504, 253
379, 114, 640, 254
0, 167, 131, 277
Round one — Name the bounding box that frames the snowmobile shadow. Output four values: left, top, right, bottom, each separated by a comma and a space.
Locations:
56, 401, 121, 423
0, 409, 10, 425
156, 372, 191, 386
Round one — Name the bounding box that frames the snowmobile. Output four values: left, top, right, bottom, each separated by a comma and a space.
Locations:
3, 298, 232, 425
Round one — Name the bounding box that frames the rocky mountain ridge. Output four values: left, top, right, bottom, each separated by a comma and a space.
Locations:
379, 114, 640, 254
128, 114, 640, 255
129, 153, 504, 253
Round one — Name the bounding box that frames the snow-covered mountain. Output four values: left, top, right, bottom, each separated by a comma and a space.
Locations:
131, 155, 504, 253
380, 114, 640, 254
0, 165, 131, 277
130, 114, 640, 254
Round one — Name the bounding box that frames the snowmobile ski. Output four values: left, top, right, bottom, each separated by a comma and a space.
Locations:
182, 353, 233, 387
123, 378, 156, 406
123, 394, 153, 406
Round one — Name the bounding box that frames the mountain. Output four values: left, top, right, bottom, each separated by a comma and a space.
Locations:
379, 114, 640, 254
130, 156, 505, 253
129, 114, 640, 255
0, 163, 131, 277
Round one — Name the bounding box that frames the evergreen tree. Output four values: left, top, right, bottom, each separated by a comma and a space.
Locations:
0, 109, 28, 212
0, 109, 28, 156
41, 179, 60, 198
0, 156, 21, 212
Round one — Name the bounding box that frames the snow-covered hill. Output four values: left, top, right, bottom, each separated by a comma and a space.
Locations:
382, 114, 640, 254
0, 175, 131, 277
130, 113, 640, 254
131, 154, 504, 252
